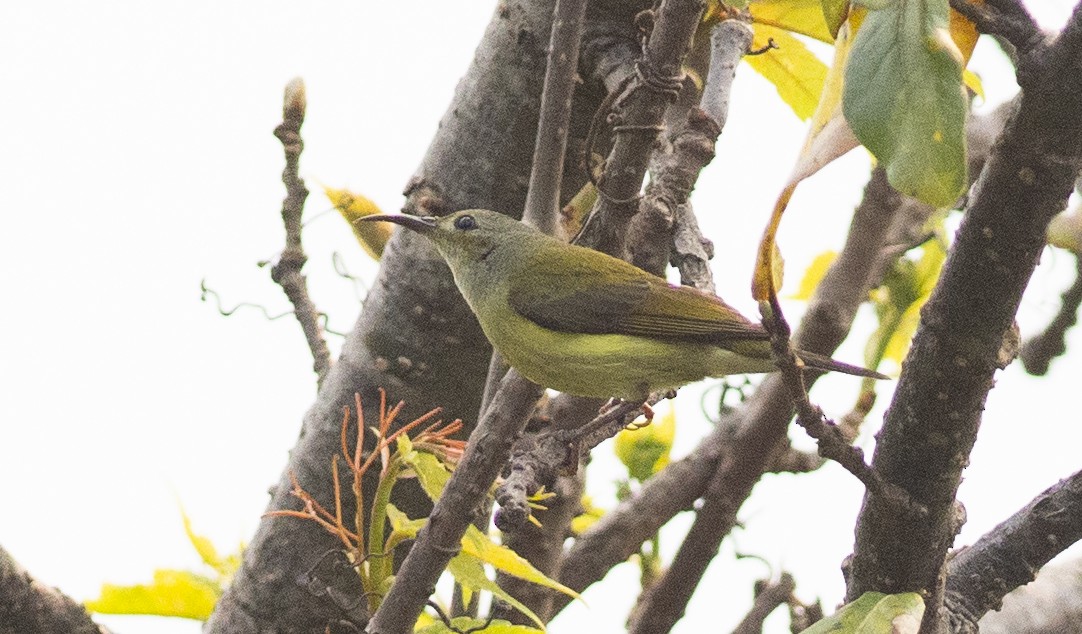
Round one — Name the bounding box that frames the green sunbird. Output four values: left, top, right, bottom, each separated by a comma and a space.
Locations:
363, 209, 884, 399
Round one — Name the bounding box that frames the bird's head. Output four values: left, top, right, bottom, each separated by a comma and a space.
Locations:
360, 209, 539, 272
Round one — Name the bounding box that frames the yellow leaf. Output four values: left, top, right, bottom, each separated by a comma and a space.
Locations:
324, 185, 392, 260
752, 184, 796, 300
949, 3, 981, 61
446, 555, 546, 630
181, 509, 239, 578
560, 183, 597, 241
460, 525, 582, 602
1048, 204, 1082, 253
570, 496, 606, 535
882, 302, 922, 365
792, 250, 838, 300
749, 0, 834, 43
746, 25, 828, 121
86, 570, 220, 620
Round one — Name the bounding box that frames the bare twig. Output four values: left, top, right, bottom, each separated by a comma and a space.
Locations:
1020, 254, 1082, 375
761, 298, 919, 508
730, 573, 798, 634
944, 468, 1082, 633
848, 8, 1082, 632
368, 371, 544, 634
576, 0, 707, 256
269, 78, 333, 387
522, 0, 590, 234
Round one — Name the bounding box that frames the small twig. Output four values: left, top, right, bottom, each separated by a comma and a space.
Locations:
494, 396, 659, 532
521, 0, 589, 235
670, 202, 716, 293
269, 78, 333, 387
746, 37, 777, 56
729, 573, 797, 634
944, 467, 1082, 633
759, 297, 906, 503
1020, 254, 1082, 375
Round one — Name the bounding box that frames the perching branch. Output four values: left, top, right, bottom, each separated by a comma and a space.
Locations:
495, 397, 654, 532
848, 8, 1082, 632
269, 78, 333, 388
944, 468, 1082, 633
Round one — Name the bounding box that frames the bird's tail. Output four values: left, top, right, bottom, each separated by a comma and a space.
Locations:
796, 350, 889, 380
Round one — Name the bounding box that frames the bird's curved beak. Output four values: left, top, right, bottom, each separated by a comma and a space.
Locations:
359, 214, 437, 233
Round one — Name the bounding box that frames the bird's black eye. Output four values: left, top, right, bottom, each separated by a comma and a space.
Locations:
454, 215, 478, 231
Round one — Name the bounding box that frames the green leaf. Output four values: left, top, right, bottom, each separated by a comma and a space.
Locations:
843, 0, 967, 207
416, 616, 544, 634
86, 570, 221, 621
865, 236, 945, 368
446, 555, 546, 630
400, 447, 453, 502
798, 592, 924, 633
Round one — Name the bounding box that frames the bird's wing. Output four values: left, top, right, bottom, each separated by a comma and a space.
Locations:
507, 246, 769, 344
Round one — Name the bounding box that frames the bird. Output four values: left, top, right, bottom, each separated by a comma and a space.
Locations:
361, 209, 884, 399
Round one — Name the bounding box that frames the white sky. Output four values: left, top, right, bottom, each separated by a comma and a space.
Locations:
1, 2, 1080, 633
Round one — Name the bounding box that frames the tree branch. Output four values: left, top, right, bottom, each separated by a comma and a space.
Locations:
847, 8, 1082, 632
269, 78, 332, 388
730, 573, 797, 634
577, 0, 706, 256
944, 468, 1082, 633
1020, 254, 1082, 375
0, 545, 112, 634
